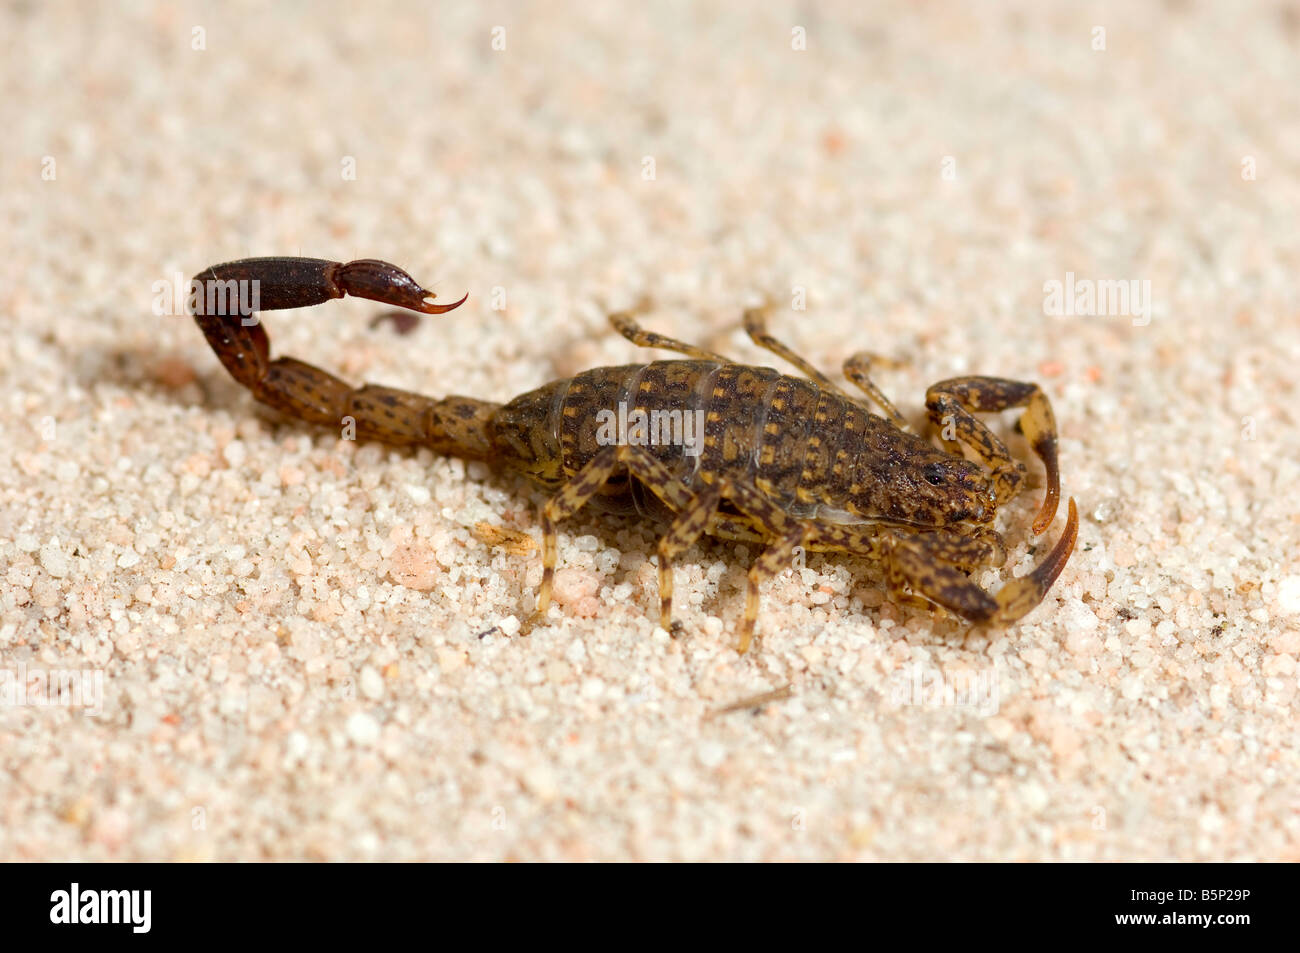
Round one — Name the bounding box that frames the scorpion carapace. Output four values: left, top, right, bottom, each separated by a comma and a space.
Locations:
191, 256, 1079, 652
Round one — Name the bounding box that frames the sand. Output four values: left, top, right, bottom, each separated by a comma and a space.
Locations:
2, 1, 1298, 861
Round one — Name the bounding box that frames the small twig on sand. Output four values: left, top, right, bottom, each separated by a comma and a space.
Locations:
705, 684, 793, 720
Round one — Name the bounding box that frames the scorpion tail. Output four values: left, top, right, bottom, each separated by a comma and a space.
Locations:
190, 257, 467, 391
989, 497, 1078, 624
189, 256, 494, 459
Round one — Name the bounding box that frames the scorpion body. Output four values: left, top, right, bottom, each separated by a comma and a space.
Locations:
191, 256, 1078, 652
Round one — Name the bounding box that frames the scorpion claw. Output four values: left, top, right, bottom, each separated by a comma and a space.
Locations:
1030, 436, 1061, 536
886, 498, 1078, 627
990, 496, 1078, 624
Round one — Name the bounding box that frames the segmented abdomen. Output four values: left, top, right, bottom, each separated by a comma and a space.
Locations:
491, 359, 917, 520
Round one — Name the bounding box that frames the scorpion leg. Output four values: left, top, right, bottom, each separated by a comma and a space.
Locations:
706, 477, 811, 653
742, 302, 843, 392
703, 511, 768, 544
925, 377, 1061, 534
651, 478, 805, 650
527, 444, 697, 631
655, 482, 725, 633
885, 525, 1007, 570
744, 304, 911, 428
530, 449, 811, 650
884, 498, 1078, 624
609, 303, 731, 361
738, 524, 806, 653
841, 351, 909, 428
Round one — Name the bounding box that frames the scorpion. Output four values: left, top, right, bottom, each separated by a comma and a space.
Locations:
190, 256, 1078, 653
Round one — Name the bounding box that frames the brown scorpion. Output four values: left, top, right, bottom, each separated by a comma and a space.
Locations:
190, 256, 1078, 652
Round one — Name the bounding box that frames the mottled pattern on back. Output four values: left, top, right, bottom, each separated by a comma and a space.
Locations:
492, 359, 984, 528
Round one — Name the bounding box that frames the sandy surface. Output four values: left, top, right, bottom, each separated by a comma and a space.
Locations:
2, 1, 1299, 861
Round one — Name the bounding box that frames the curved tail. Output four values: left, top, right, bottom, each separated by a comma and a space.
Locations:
189, 256, 494, 458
